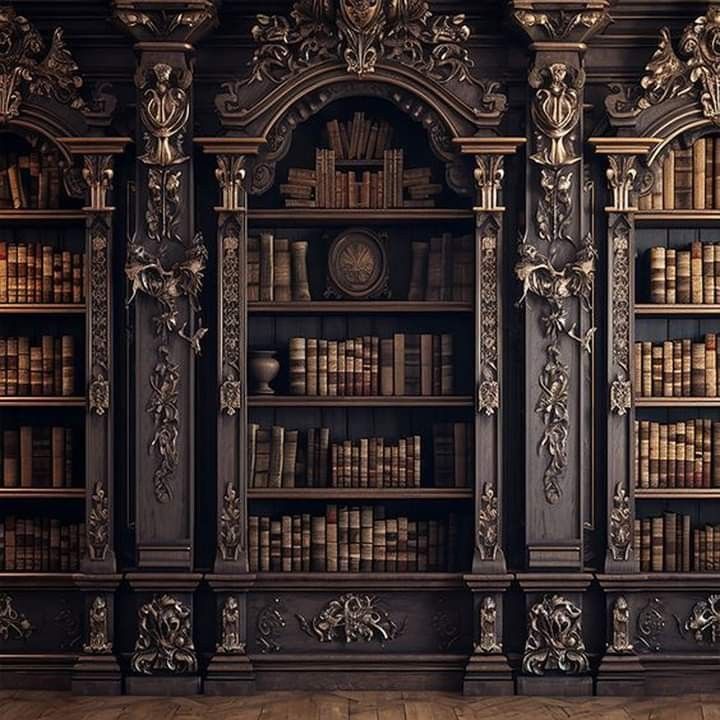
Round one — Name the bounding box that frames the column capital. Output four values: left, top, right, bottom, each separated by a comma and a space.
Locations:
510, 0, 612, 45
112, 0, 219, 44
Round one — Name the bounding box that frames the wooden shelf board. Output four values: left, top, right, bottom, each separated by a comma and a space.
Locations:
636, 489, 720, 499
249, 301, 473, 314
0, 210, 85, 222
0, 396, 86, 407
248, 396, 473, 407
252, 572, 465, 589
635, 397, 720, 407
636, 304, 720, 316
0, 488, 85, 499
0, 304, 86, 315
248, 209, 473, 223
248, 488, 473, 500
635, 210, 720, 224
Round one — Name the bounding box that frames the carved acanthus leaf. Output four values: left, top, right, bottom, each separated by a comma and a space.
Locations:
0, 593, 33, 641
609, 482, 632, 562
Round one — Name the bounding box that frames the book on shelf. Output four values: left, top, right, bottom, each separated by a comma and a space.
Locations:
638, 136, 720, 211
248, 233, 311, 302
0, 516, 83, 571
248, 504, 462, 573
634, 333, 720, 397
1, 425, 74, 488
636, 512, 720, 572
647, 241, 720, 304
0, 142, 63, 210
432, 422, 474, 488
407, 234, 474, 302
286, 333, 454, 397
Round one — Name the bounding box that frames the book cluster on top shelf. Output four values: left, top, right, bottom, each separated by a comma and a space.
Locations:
640, 135, 720, 210
0, 335, 76, 396
0, 141, 64, 210
281, 113, 441, 209
0, 516, 84, 571
646, 241, 720, 304
287, 333, 454, 397
1, 425, 75, 488
249, 505, 465, 573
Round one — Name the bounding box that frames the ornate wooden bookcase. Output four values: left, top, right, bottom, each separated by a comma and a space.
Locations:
592, 6, 720, 694
0, 6, 127, 693
197, 1, 523, 694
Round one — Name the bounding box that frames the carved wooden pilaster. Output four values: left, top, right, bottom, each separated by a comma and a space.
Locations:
512, 3, 609, 571
114, 3, 218, 570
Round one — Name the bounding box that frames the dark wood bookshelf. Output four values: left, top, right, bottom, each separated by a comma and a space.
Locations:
635, 304, 720, 316
635, 210, 720, 225
248, 488, 473, 500
249, 301, 473, 314
636, 489, 720, 499
0, 304, 86, 315
0, 210, 86, 222
0, 397, 86, 407
248, 396, 474, 407
0, 488, 85, 499
248, 209, 473, 224
252, 572, 465, 590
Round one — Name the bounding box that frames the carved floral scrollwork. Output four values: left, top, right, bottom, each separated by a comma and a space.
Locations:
0, 593, 32, 641
635, 597, 665, 653
218, 596, 245, 654
610, 596, 633, 654
609, 482, 632, 562
126, 234, 208, 503
220, 219, 243, 416
83, 595, 111, 654
477, 482, 498, 561
610, 219, 632, 416
474, 155, 504, 212
606, 155, 637, 212
0, 6, 85, 123
522, 595, 589, 676
131, 594, 197, 675
513, 9, 609, 42
114, 5, 217, 38
88, 479, 109, 561
684, 594, 720, 644
89, 218, 111, 416
218, 482, 243, 562
479, 228, 499, 416
476, 595, 502, 654
297, 593, 404, 645
216, 155, 246, 212
257, 597, 287, 653
82, 154, 114, 211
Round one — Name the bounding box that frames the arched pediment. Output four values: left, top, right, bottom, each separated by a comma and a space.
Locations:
214, 1, 508, 195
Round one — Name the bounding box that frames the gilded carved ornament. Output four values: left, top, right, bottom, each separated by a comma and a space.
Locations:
610, 596, 633, 654
513, 7, 610, 42
84, 596, 112, 654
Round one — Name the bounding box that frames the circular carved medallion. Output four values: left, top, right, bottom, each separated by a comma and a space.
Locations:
326, 227, 389, 300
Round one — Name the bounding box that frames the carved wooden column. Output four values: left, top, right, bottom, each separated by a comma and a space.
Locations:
455, 137, 524, 695
511, 0, 611, 696
60, 138, 129, 695
196, 138, 262, 694
113, 0, 218, 695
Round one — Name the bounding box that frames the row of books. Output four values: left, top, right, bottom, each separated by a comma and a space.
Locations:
638, 138, 720, 210
248, 506, 463, 572
647, 242, 720, 304
634, 335, 720, 397
1, 426, 74, 488
634, 419, 720, 489
282, 150, 439, 209
0, 243, 85, 304
325, 114, 394, 161
0, 147, 63, 210
408, 235, 474, 303
248, 235, 310, 302
288, 334, 454, 396
0, 336, 76, 396
636, 513, 720, 572
0, 516, 84, 571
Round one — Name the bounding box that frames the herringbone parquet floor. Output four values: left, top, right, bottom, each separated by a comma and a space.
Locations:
1, 691, 719, 720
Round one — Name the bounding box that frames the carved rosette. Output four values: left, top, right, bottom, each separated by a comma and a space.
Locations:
220, 218, 243, 416
609, 482, 633, 562
218, 596, 245, 654
479, 230, 499, 416
83, 596, 112, 654
89, 217, 111, 416
257, 597, 287, 653
476, 596, 502, 654
297, 593, 404, 645
218, 482, 242, 561
0, 593, 33, 641
0, 6, 86, 123
477, 482, 498, 561
131, 594, 197, 674
522, 595, 589, 676
610, 596, 633, 654
87, 479, 109, 561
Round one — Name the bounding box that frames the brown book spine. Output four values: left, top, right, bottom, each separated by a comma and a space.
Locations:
650, 247, 666, 303
692, 240, 703, 303
663, 149, 675, 209
666, 248, 677, 304
651, 516, 664, 571
694, 137, 707, 209
677, 250, 691, 303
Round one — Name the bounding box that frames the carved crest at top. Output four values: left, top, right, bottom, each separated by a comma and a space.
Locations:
246, 0, 482, 87
607, 6, 720, 125
0, 5, 86, 123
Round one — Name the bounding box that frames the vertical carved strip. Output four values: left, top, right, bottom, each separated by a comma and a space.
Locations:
610, 218, 632, 416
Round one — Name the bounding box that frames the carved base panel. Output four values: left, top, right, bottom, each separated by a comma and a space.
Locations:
0, 654, 76, 690
595, 654, 645, 696
71, 655, 123, 695
463, 654, 514, 696
125, 675, 202, 695
204, 655, 256, 695
517, 675, 593, 696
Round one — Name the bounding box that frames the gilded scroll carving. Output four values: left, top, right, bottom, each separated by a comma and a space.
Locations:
477, 482, 498, 561
115, 5, 217, 38
684, 595, 720, 644
257, 597, 287, 653
220, 218, 243, 416
635, 597, 665, 653
609, 482, 632, 562
0, 593, 32, 641
88, 479, 109, 561
89, 218, 111, 416
522, 595, 588, 675
479, 228, 499, 416
131, 594, 197, 674
216, 155, 246, 212
83, 596, 111, 654
0, 6, 85, 123
476, 595, 502, 654
218, 596, 245, 654
297, 593, 404, 645
610, 596, 633, 654
610, 219, 632, 416
218, 482, 243, 562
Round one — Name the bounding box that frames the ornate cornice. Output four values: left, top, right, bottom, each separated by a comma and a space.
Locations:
511, 1, 612, 44
112, 0, 219, 43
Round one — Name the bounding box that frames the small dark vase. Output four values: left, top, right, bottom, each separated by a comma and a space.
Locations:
248, 349, 280, 395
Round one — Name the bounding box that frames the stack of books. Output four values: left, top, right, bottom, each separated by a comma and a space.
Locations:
0, 335, 75, 396
647, 241, 720, 303
1, 426, 74, 488
407, 234, 474, 302
433, 422, 474, 488
0, 243, 85, 304
635, 512, 720, 572
248, 505, 462, 572
247, 234, 310, 302
0, 146, 63, 210
634, 334, 720, 397
325, 114, 394, 162
287, 334, 454, 396
639, 137, 720, 210
0, 516, 84, 570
